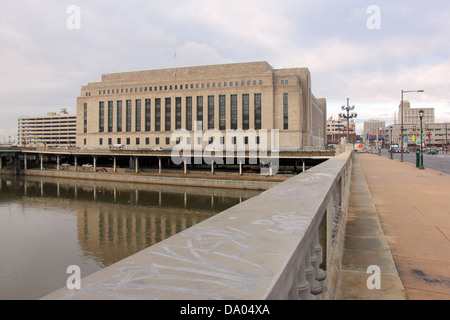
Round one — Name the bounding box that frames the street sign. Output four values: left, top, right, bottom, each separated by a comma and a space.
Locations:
416, 140, 421, 145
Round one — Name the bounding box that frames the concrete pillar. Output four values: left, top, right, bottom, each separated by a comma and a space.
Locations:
184, 160, 187, 175
40, 155, 44, 170
113, 157, 117, 172
57, 155, 60, 171
269, 161, 273, 176
135, 157, 139, 173
93, 156, 97, 172
74, 156, 77, 171
0, 156, 3, 169
239, 160, 243, 176
211, 161, 214, 175
158, 158, 162, 174
303, 160, 306, 172
24, 155, 27, 170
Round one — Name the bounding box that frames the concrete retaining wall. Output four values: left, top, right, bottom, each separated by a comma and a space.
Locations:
3, 169, 279, 191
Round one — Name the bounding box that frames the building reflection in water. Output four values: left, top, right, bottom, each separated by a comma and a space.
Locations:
7, 176, 262, 267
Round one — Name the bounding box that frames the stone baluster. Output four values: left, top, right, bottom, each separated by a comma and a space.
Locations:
297, 258, 312, 300
310, 229, 327, 295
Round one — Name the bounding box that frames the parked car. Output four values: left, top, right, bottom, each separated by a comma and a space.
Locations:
428, 148, 439, 155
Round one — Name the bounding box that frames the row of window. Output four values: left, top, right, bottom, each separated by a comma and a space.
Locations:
90, 80, 266, 97
86, 93, 282, 135
95, 135, 262, 147
86, 79, 293, 97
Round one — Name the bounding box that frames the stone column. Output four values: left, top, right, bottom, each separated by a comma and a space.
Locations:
113, 157, 117, 172
40, 154, 44, 170
74, 156, 77, 171
57, 155, 60, 171
93, 156, 97, 172
158, 158, 162, 174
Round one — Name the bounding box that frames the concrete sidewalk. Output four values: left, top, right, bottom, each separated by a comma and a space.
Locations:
355, 153, 450, 300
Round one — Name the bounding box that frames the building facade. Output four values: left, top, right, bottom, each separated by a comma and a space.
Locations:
385, 122, 449, 148
363, 120, 385, 138
399, 101, 434, 125
17, 109, 77, 146
76, 61, 326, 150
326, 118, 355, 145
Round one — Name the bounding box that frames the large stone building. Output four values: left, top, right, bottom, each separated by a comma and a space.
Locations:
76, 61, 326, 150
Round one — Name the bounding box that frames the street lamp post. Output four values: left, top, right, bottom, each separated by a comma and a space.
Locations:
401, 89, 424, 162
339, 97, 357, 143
389, 126, 393, 159
419, 109, 424, 169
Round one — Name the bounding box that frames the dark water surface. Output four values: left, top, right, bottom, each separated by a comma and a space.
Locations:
0, 175, 261, 299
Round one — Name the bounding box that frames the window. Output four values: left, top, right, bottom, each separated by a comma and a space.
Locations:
99, 102, 104, 133
117, 101, 122, 132
155, 137, 160, 145
186, 97, 192, 131
165, 137, 170, 145
145, 99, 151, 132
208, 95, 214, 130
126, 100, 132, 132
136, 137, 140, 145
155, 98, 161, 131
117, 138, 121, 144
145, 137, 150, 145
165, 98, 171, 131
219, 95, 226, 130
254, 94, 261, 130
126, 138, 130, 145
108, 101, 113, 132
175, 97, 182, 130
242, 94, 249, 130
230, 94, 237, 130
135, 99, 141, 132
99, 138, 103, 145
197, 96, 203, 130
83, 103, 87, 133
283, 93, 289, 130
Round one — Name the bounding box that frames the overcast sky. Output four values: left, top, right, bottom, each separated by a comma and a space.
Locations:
1, 0, 449, 141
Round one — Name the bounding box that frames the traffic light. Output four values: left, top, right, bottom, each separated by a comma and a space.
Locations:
413, 126, 416, 131
425, 125, 429, 131
410, 132, 413, 137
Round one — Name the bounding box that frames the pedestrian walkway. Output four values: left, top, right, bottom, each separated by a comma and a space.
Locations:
335, 155, 405, 300
355, 153, 450, 300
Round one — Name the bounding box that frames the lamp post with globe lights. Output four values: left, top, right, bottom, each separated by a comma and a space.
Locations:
339, 97, 357, 144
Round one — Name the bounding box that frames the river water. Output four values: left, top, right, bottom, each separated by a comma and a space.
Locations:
0, 174, 261, 300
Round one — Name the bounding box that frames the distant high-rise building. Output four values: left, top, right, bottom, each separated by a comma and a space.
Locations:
399, 101, 434, 125
364, 120, 385, 137
17, 109, 76, 146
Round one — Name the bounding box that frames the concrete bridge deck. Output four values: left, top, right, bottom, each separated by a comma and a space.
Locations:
337, 153, 450, 300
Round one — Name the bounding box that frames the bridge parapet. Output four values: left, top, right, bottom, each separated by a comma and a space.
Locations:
43, 150, 353, 300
